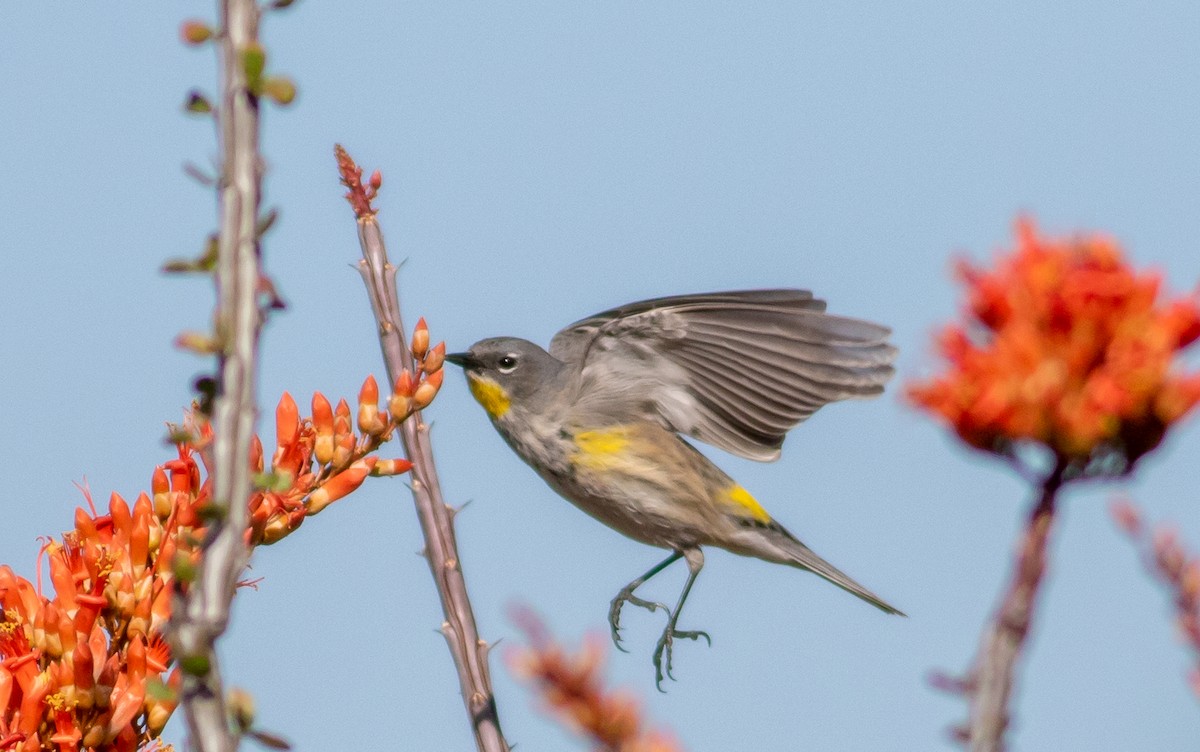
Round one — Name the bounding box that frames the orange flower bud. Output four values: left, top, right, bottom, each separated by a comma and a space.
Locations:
151, 466, 171, 520
413, 369, 444, 410
108, 684, 146, 737
73, 640, 96, 697
359, 375, 379, 406
277, 392, 300, 444
307, 457, 377, 514
109, 493, 132, 540
358, 375, 386, 435
334, 398, 352, 431
372, 458, 414, 476
412, 317, 430, 360
423, 342, 446, 374
273, 393, 300, 474
331, 398, 354, 467
131, 512, 150, 581
413, 383, 437, 410
259, 514, 296, 545
388, 393, 413, 422
312, 391, 335, 465
395, 369, 415, 396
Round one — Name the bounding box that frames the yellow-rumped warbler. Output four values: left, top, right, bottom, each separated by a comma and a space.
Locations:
446, 289, 902, 688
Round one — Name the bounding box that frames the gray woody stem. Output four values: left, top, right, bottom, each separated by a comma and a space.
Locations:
966, 459, 1067, 752
353, 215, 510, 752
169, 2, 263, 751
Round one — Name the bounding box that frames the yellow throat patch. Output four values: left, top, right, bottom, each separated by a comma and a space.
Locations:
467, 374, 511, 419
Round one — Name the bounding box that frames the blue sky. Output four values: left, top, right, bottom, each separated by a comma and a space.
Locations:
2, 3, 1199, 750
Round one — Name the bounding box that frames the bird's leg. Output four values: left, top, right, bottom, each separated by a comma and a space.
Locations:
608, 550, 683, 652
653, 547, 711, 692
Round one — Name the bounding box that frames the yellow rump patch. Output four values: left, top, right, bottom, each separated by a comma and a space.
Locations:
571, 427, 632, 469
467, 374, 511, 419
725, 484, 771, 523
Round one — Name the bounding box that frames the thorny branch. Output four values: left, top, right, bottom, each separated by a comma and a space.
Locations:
963, 459, 1066, 752
169, 2, 264, 751
335, 145, 511, 752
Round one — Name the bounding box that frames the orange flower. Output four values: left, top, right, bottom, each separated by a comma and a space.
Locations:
0, 484, 180, 752
1, 381, 419, 750
509, 609, 682, 752
909, 220, 1200, 472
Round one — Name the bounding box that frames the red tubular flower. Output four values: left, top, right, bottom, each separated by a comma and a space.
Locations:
371, 458, 414, 476
413, 369, 444, 410
312, 392, 335, 465
412, 317, 430, 360
1, 379, 421, 750
909, 219, 1200, 472
306, 457, 377, 515
422, 342, 446, 375
357, 376, 387, 436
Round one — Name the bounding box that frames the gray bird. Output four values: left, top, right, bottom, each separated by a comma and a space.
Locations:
446, 289, 903, 689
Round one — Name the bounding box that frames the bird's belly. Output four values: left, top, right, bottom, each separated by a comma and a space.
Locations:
495, 418, 718, 550
539, 469, 702, 549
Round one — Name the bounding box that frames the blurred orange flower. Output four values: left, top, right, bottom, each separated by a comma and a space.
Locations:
1112, 499, 1200, 700
509, 609, 681, 752
909, 219, 1200, 471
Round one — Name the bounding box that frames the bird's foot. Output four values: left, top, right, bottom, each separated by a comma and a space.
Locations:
608, 589, 669, 652
652, 625, 711, 692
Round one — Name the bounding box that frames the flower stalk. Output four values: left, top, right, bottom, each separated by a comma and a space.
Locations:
334, 144, 510, 752
910, 219, 1200, 750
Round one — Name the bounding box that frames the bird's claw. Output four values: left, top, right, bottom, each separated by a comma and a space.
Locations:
608, 590, 669, 652
652, 626, 711, 692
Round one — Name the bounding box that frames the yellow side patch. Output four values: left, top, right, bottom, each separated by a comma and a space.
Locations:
725, 484, 771, 523
467, 374, 511, 419
571, 427, 632, 469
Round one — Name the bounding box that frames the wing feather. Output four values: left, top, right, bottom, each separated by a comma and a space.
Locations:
550, 289, 896, 461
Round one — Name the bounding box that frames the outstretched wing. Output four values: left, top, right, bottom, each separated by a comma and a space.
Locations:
549, 289, 896, 461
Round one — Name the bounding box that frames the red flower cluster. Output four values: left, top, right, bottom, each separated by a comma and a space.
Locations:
909, 220, 1200, 467
0, 489, 178, 752
509, 610, 681, 752
0, 349, 442, 750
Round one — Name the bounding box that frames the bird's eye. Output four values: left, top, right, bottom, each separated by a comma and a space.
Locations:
497, 355, 518, 373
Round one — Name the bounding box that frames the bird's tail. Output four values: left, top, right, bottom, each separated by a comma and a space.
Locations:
782, 540, 906, 616
737, 522, 905, 615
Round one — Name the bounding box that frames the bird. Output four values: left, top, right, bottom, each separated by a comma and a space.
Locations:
445, 289, 903, 688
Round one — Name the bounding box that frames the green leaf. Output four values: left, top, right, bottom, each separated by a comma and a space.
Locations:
180, 653, 211, 676
241, 44, 267, 86
261, 77, 296, 106
252, 471, 294, 493
146, 678, 178, 702
185, 91, 213, 114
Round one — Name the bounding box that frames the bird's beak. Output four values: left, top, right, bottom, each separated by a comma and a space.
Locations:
445, 352, 478, 369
